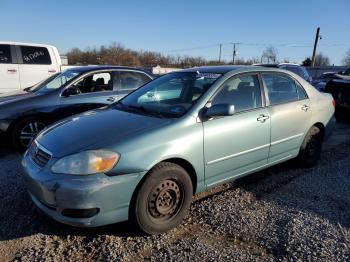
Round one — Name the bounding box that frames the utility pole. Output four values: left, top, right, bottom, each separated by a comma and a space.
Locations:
219, 44, 222, 63
311, 27, 320, 67
232, 43, 237, 64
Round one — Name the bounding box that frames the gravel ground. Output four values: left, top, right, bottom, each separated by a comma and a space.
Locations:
0, 123, 349, 261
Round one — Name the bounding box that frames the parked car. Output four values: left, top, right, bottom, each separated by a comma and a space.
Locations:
255, 63, 313, 83
0, 41, 65, 93
342, 67, 350, 76
22, 66, 335, 234
325, 78, 350, 121
0, 66, 154, 150
311, 72, 340, 91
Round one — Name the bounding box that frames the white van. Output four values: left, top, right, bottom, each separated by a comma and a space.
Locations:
0, 41, 62, 93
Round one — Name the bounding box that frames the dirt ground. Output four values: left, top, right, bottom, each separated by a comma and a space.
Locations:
0, 123, 349, 261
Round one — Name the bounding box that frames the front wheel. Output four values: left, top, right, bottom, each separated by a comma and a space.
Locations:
297, 126, 324, 167
12, 117, 47, 151
132, 162, 193, 234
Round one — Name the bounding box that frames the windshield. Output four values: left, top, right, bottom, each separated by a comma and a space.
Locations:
28, 70, 82, 93
116, 71, 222, 118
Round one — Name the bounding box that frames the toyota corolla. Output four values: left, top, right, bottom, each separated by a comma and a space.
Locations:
22, 66, 335, 234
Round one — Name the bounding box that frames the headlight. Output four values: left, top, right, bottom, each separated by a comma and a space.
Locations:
51, 150, 120, 175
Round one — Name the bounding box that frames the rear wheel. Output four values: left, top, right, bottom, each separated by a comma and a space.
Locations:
297, 126, 323, 167
12, 117, 47, 151
132, 162, 193, 234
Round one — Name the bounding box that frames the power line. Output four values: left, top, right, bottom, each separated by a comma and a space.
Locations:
161, 42, 349, 54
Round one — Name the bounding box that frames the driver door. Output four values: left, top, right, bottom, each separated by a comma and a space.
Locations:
58, 71, 119, 118
203, 74, 271, 187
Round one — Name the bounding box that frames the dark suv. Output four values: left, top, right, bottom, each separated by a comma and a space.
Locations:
0, 66, 154, 149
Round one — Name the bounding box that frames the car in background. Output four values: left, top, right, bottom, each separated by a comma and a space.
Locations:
22, 66, 335, 234
0, 66, 154, 150
0, 41, 64, 93
324, 68, 350, 121
341, 67, 350, 76
255, 63, 312, 83
311, 72, 342, 91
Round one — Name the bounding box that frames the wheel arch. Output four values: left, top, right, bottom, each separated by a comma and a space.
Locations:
6, 113, 52, 135
312, 122, 325, 138
128, 158, 198, 220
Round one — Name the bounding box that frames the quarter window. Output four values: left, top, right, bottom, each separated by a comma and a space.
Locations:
0, 44, 12, 64
211, 74, 262, 113
117, 71, 151, 90
262, 74, 307, 105
20, 46, 52, 65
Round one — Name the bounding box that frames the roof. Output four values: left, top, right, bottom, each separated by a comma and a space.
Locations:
181, 65, 249, 74
0, 41, 57, 49
252, 63, 278, 68
66, 65, 153, 75
180, 65, 285, 74
254, 63, 303, 68
278, 62, 301, 66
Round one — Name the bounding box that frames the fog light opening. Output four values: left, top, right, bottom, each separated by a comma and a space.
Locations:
61, 208, 99, 218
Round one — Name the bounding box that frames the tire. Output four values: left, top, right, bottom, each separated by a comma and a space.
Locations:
297, 126, 323, 168
132, 162, 193, 235
12, 117, 47, 151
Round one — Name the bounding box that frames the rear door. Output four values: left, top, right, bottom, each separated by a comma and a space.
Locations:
0, 44, 20, 93
262, 73, 312, 163
17, 45, 57, 89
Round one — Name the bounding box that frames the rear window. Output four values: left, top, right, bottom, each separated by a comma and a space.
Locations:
20, 46, 52, 65
0, 44, 12, 64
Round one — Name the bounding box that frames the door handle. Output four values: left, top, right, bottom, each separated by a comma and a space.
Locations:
7, 68, 17, 73
106, 97, 116, 102
301, 105, 310, 111
257, 114, 269, 123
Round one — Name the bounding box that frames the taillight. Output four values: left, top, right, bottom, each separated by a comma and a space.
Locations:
332, 99, 336, 108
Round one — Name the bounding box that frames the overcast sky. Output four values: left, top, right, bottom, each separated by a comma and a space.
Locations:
1, 0, 350, 65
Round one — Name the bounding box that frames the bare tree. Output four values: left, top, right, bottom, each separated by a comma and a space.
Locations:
314, 53, 330, 66
262, 45, 278, 63
302, 57, 312, 67
342, 48, 350, 65
65, 42, 272, 68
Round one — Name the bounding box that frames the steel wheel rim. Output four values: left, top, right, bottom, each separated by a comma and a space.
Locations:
147, 179, 184, 223
19, 121, 46, 148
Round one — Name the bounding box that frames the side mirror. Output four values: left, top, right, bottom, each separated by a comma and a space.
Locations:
62, 87, 80, 97
205, 104, 235, 118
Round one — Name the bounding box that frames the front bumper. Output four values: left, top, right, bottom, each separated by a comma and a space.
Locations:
21, 151, 146, 227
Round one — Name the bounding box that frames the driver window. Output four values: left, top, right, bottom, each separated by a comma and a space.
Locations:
211, 74, 262, 113
74, 72, 112, 93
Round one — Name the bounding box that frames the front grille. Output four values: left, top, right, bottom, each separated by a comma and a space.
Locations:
30, 142, 52, 168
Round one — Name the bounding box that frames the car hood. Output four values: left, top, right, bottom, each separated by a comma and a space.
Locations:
36, 107, 172, 157
0, 90, 38, 104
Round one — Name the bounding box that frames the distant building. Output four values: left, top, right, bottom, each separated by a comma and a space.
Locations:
60, 55, 68, 65
152, 65, 181, 75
